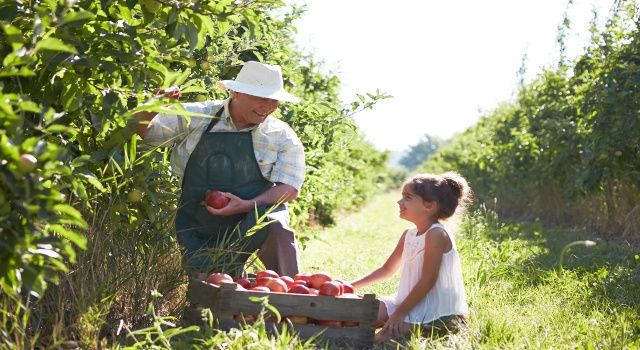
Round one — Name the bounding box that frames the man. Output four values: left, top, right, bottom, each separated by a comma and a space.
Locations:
133, 61, 305, 277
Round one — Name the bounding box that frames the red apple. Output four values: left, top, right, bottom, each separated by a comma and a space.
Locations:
293, 273, 312, 285
292, 279, 309, 287
250, 286, 270, 292
318, 281, 342, 296
256, 269, 279, 279
206, 272, 233, 286
279, 276, 294, 288
309, 272, 332, 289
308, 288, 320, 295
234, 277, 252, 289
335, 279, 355, 294
264, 278, 288, 293
288, 284, 311, 294
287, 316, 308, 324
343, 321, 359, 327
256, 277, 275, 287
205, 190, 229, 209
317, 320, 342, 327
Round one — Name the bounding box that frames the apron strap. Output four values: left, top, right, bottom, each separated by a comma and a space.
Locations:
204, 106, 225, 134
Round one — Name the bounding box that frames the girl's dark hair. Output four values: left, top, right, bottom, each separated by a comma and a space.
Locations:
404, 172, 473, 219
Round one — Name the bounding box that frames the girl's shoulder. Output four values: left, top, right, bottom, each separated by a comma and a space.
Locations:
425, 223, 453, 252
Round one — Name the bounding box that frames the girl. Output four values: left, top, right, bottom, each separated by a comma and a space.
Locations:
351, 172, 472, 342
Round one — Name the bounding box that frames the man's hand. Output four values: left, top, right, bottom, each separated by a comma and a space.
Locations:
205, 184, 297, 217
205, 192, 250, 216
156, 86, 182, 100
132, 86, 182, 138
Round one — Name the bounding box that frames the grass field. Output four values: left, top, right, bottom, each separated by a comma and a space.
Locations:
98, 190, 640, 349
300, 190, 640, 349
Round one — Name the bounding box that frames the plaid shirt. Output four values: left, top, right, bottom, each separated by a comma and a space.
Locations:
143, 98, 306, 191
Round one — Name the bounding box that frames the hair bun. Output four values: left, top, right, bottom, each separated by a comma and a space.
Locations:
442, 172, 466, 200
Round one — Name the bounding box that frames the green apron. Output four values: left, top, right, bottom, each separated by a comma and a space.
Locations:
175, 106, 279, 275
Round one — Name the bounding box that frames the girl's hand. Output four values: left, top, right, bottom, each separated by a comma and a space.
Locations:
205, 192, 250, 216
381, 311, 407, 337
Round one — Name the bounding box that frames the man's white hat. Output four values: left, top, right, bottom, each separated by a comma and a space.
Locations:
217, 61, 301, 103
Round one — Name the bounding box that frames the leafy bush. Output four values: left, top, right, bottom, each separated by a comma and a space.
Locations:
420, 1, 640, 235
0, 0, 393, 345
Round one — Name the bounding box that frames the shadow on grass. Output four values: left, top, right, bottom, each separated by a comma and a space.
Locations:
477, 214, 640, 313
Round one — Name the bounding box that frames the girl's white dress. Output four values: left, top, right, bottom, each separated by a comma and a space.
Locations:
380, 223, 469, 324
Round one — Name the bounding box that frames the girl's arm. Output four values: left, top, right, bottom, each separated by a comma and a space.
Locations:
382, 227, 449, 335
351, 230, 407, 289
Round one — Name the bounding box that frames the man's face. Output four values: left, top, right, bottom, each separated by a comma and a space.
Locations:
230, 91, 279, 129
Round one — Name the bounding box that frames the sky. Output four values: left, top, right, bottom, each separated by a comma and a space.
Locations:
287, 0, 617, 152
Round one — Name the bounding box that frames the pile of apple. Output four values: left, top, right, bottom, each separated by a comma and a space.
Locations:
205, 270, 361, 327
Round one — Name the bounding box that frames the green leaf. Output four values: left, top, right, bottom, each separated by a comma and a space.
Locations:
59, 10, 95, 26
35, 37, 77, 53
45, 124, 78, 136
19, 101, 40, 113
0, 67, 36, 77
128, 134, 137, 164
48, 224, 87, 250
80, 173, 107, 193
1, 24, 23, 49
52, 204, 88, 228
180, 85, 207, 94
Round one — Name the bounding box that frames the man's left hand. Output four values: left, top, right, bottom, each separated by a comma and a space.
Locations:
205, 192, 250, 216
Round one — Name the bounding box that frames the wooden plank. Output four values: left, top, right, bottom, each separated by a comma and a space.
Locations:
182, 306, 203, 326
185, 279, 378, 348
187, 279, 379, 323
217, 318, 375, 349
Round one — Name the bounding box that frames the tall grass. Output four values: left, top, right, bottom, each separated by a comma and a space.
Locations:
302, 190, 640, 349
5, 190, 638, 349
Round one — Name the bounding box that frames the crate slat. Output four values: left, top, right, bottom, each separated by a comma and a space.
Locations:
185, 278, 378, 348
188, 279, 379, 323
216, 314, 375, 348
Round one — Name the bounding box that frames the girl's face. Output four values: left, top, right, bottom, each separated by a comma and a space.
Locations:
397, 184, 434, 222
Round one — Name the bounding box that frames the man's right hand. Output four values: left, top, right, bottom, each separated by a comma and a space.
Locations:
133, 86, 182, 138
156, 86, 182, 100
205, 192, 251, 216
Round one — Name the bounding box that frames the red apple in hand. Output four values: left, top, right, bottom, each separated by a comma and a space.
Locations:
205, 190, 229, 209
309, 272, 332, 289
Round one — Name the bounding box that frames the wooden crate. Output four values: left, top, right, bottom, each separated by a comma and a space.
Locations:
184, 278, 379, 348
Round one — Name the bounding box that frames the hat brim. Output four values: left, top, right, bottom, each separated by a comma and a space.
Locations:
217, 80, 301, 103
